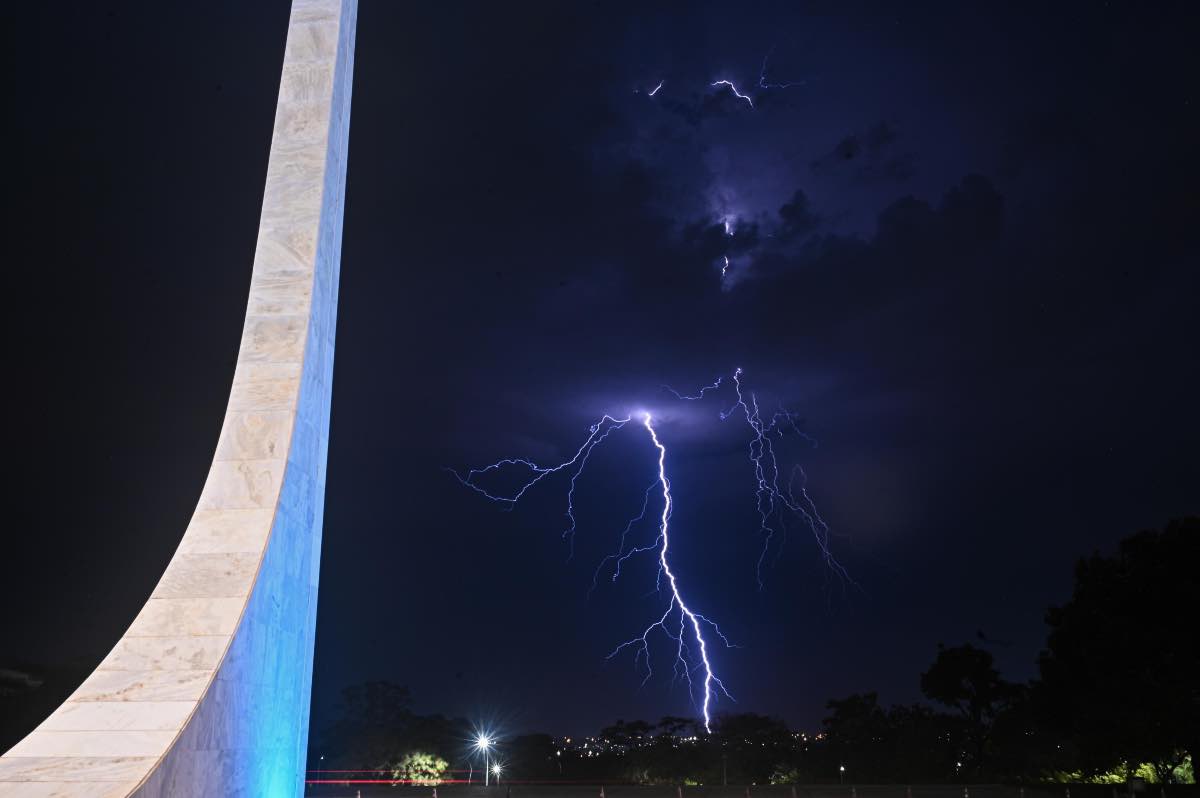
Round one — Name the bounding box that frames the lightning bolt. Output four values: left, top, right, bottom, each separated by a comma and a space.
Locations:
449, 370, 845, 732
642, 53, 805, 115
668, 368, 849, 590
590, 480, 658, 595
450, 414, 629, 558
710, 79, 754, 108
606, 414, 732, 732
721, 218, 736, 278
450, 411, 733, 731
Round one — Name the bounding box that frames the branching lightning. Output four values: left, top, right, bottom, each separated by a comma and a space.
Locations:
758, 48, 807, 90
641, 47, 807, 116
451, 414, 629, 558
449, 370, 845, 732
666, 368, 848, 590
710, 79, 754, 108
450, 411, 732, 732
591, 480, 658, 594
708, 50, 806, 111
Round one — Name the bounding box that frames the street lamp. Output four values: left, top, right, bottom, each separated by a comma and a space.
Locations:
492, 762, 503, 784
839, 765, 846, 785
476, 735, 493, 786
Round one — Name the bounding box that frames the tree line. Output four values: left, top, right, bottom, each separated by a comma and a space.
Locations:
312, 518, 1197, 786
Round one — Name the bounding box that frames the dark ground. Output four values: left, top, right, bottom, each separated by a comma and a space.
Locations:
304, 784, 1196, 798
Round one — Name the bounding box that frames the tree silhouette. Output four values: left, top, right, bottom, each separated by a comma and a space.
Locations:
921, 643, 1019, 775
1038, 517, 1199, 781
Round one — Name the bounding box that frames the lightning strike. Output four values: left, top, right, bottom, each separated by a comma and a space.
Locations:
669, 368, 850, 590
450, 370, 844, 731
450, 414, 629, 557
606, 414, 732, 732
664, 375, 725, 401
450, 412, 733, 731
591, 481, 658, 594
648, 80, 665, 97
721, 217, 735, 277
711, 79, 754, 108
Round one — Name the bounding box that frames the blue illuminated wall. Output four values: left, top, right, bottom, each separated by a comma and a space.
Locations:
129, 1, 355, 794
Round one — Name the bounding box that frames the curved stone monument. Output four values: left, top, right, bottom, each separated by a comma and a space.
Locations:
0, 1, 356, 794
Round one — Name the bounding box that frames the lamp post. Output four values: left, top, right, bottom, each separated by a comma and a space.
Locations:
492, 763, 503, 785
476, 735, 493, 786
840, 765, 846, 785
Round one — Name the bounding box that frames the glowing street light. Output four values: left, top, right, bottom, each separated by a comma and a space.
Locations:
476, 735, 493, 786
839, 764, 846, 785
492, 762, 503, 784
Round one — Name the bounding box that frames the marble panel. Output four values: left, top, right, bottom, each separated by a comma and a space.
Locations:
96, 636, 228, 672
236, 316, 308, 364
150, 553, 259, 600
175, 509, 274, 555
125, 598, 243, 638
0, 756, 154, 783
214, 412, 293, 461
36, 703, 193, 733
0, 782, 139, 798
225, 378, 298, 412
196, 460, 283, 511
5, 732, 177, 759
70, 670, 211, 703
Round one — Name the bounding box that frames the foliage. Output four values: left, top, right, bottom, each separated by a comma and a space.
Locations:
821, 692, 892, 780
599, 719, 655, 748
770, 765, 806, 785
1038, 518, 1199, 782
715, 712, 797, 784
389, 751, 448, 786
314, 680, 470, 772
920, 643, 1020, 775
818, 693, 966, 782
1046, 758, 1194, 786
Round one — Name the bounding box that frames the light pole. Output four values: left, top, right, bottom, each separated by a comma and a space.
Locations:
476, 735, 493, 786
492, 763, 503, 785
840, 765, 846, 785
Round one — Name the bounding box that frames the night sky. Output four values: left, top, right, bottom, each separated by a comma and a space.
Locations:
4, 0, 1198, 749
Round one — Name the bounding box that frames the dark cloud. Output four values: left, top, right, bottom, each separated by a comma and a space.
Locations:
0, 669, 44, 696
778, 189, 820, 240
811, 121, 915, 184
